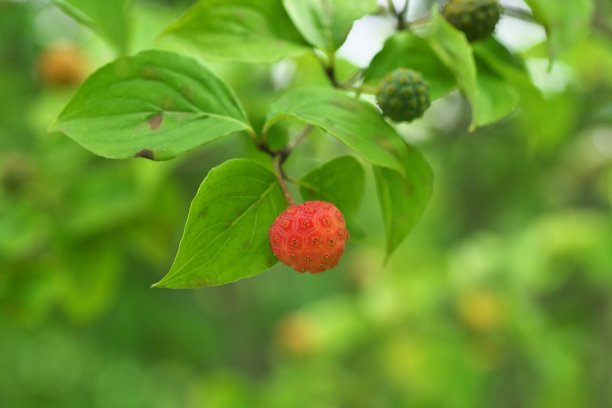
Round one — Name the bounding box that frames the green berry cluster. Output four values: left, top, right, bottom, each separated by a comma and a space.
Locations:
442, 0, 501, 42
376, 68, 431, 123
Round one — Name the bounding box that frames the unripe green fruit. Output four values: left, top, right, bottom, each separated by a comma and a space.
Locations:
376, 68, 431, 123
441, 0, 501, 42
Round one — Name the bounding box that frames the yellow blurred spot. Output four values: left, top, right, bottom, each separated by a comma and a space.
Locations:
457, 290, 503, 332
274, 313, 320, 357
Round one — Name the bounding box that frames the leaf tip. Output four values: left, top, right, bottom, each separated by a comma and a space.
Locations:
47, 119, 61, 134
150, 280, 165, 289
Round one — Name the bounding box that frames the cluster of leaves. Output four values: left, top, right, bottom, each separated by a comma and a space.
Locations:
50, 0, 594, 288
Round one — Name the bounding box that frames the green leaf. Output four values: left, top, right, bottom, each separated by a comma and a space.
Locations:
472, 38, 538, 116
524, 0, 593, 58
283, 0, 377, 54
299, 156, 366, 237
471, 38, 528, 79
51, 50, 252, 161
374, 142, 433, 262
364, 31, 456, 100
458, 39, 523, 126
162, 0, 309, 63
264, 87, 404, 173
54, 0, 134, 54
475, 60, 519, 127
153, 159, 286, 288
424, 9, 478, 129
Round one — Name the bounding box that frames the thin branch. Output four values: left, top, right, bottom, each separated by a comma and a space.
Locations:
340, 69, 364, 89
386, 0, 397, 17
313, 51, 341, 88
288, 125, 314, 150
387, 0, 409, 30
408, 15, 430, 26
273, 154, 295, 205
255, 123, 315, 206
397, 0, 409, 30
503, 6, 536, 23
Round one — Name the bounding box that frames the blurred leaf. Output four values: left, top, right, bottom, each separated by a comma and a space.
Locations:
54, 0, 134, 54
264, 87, 403, 173
363, 31, 456, 100
424, 9, 478, 129
512, 211, 612, 289
64, 165, 144, 236
0, 3, 37, 150
52, 50, 252, 161
0, 197, 50, 260
300, 156, 366, 238
154, 159, 285, 288
0, 263, 63, 326
162, 0, 309, 63
374, 142, 433, 262
283, 0, 377, 54
59, 244, 122, 323
524, 0, 593, 58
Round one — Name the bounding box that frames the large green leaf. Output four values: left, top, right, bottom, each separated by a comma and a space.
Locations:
424, 9, 478, 129
283, 0, 377, 54
162, 0, 309, 63
472, 38, 528, 79
54, 0, 134, 54
524, 0, 593, 58
299, 156, 366, 237
374, 142, 433, 262
51, 50, 252, 161
472, 39, 557, 146
154, 159, 286, 288
475, 60, 519, 127
264, 87, 404, 173
363, 31, 456, 100
465, 38, 524, 126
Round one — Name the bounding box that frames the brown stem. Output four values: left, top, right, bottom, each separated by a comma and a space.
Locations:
255, 124, 315, 206
273, 153, 294, 205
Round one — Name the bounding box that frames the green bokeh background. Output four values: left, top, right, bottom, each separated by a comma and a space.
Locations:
1, 0, 612, 407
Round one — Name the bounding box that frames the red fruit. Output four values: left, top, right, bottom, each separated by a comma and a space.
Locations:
269, 201, 349, 273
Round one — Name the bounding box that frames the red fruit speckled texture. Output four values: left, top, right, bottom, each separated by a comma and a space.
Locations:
269, 201, 349, 273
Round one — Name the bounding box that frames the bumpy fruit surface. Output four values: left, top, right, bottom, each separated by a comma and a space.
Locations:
376, 68, 431, 123
269, 201, 349, 273
442, 0, 501, 42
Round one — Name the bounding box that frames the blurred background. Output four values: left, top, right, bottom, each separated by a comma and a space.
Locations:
1, 0, 612, 407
